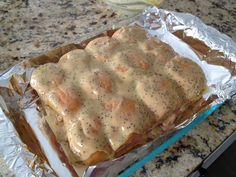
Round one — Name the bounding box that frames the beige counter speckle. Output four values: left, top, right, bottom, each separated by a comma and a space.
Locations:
0, 0, 236, 177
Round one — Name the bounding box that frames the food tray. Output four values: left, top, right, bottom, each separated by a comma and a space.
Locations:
1, 7, 236, 177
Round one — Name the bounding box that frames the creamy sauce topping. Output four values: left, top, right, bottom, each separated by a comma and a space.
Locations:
30, 26, 206, 162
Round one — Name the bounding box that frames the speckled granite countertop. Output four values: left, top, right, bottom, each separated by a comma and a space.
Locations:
0, 0, 236, 177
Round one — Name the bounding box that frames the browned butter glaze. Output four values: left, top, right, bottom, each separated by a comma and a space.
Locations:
30, 26, 206, 166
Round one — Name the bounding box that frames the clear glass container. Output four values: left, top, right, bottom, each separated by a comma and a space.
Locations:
104, 0, 165, 15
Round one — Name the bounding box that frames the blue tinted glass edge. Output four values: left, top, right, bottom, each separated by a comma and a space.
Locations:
118, 104, 222, 177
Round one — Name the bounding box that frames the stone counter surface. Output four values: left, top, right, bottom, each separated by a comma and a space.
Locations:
0, 0, 236, 177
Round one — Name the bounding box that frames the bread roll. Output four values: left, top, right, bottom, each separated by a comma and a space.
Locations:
30, 26, 206, 166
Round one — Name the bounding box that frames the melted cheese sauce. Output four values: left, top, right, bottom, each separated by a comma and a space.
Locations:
30, 26, 206, 162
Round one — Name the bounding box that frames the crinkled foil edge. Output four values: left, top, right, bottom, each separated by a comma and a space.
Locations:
140, 7, 236, 102
0, 108, 35, 177
0, 105, 53, 177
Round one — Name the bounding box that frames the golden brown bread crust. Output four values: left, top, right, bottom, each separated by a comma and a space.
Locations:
86, 36, 120, 61
84, 151, 111, 165
165, 56, 206, 101
114, 133, 146, 158
136, 75, 184, 120
30, 26, 207, 167
112, 26, 148, 43
44, 106, 112, 168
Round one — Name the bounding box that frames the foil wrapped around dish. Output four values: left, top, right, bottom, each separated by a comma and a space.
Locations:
1, 7, 236, 177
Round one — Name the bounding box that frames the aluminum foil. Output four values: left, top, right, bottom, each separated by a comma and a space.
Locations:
1, 6, 236, 177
